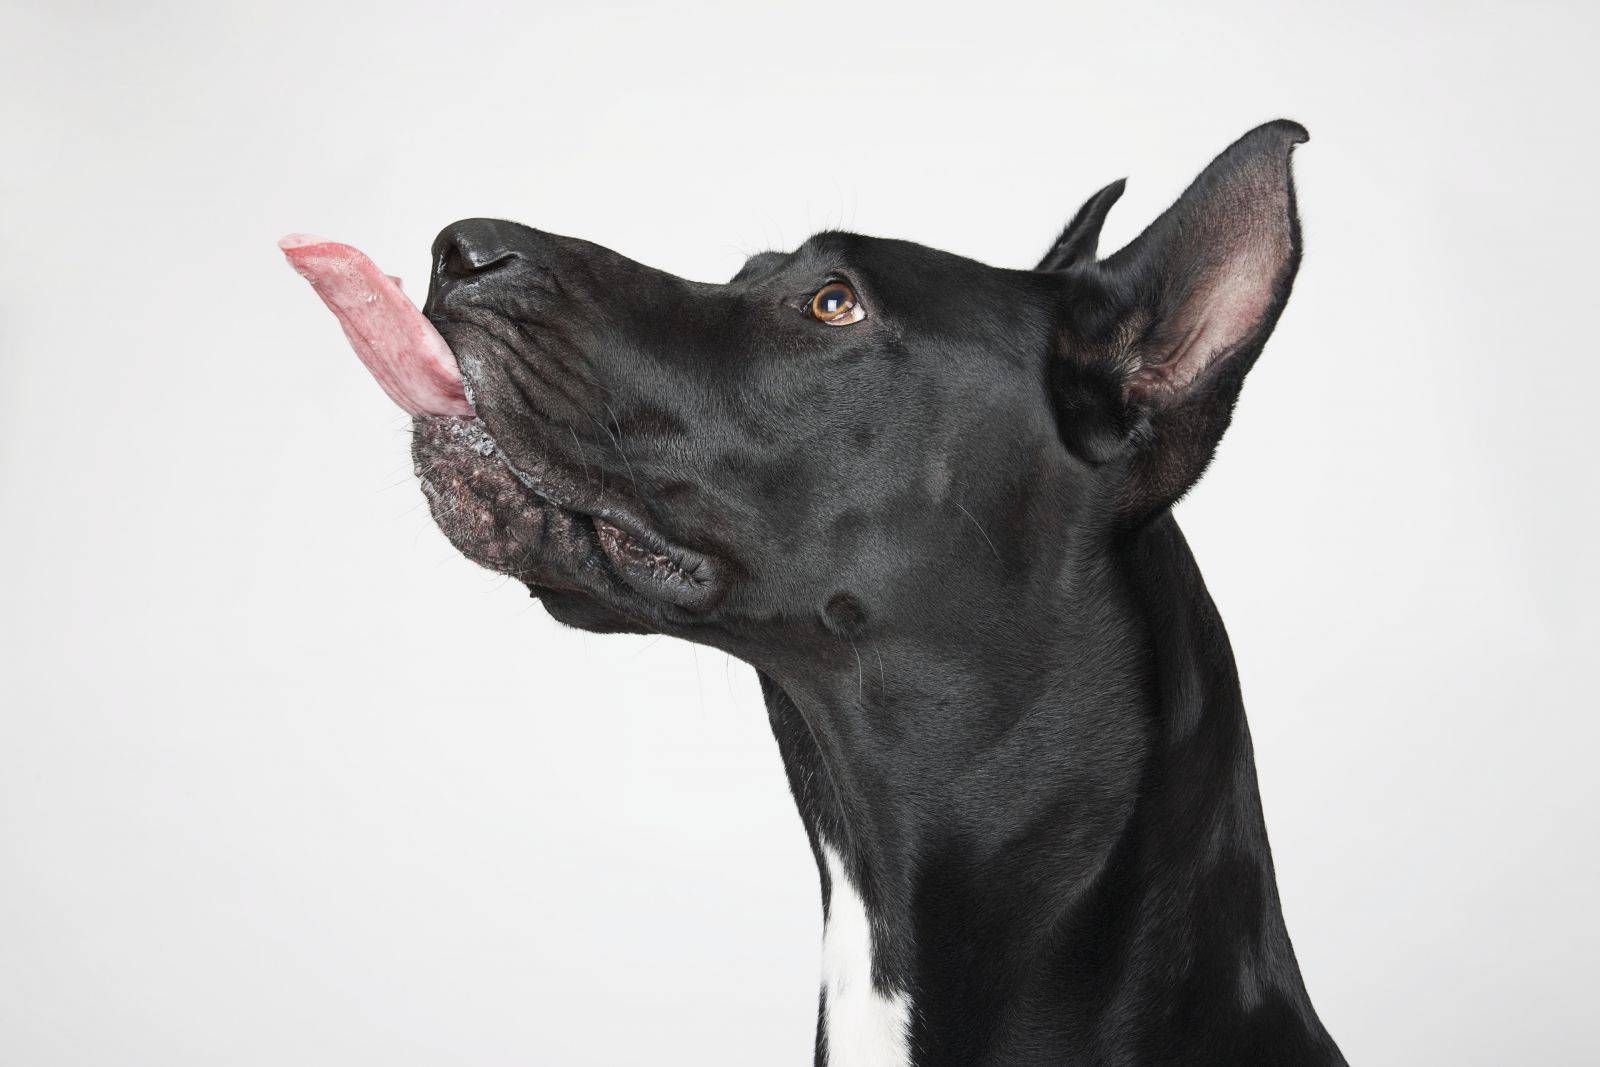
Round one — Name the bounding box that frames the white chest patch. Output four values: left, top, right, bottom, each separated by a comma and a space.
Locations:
820, 846, 912, 1067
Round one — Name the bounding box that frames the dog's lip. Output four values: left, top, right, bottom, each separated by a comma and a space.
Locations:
463, 416, 721, 612
527, 478, 719, 611
590, 514, 719, 608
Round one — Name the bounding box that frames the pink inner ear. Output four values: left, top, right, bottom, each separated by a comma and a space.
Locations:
1129, 174, 1294, 403
1137, 255, 1280, 398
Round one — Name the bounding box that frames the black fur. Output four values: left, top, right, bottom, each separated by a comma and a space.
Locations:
409, 120, 1343, 1064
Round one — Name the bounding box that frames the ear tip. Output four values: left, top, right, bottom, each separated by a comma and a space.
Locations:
1259, 118, 1310, 147
1218, 121, 1309, 178
1095, 177, 1129, 208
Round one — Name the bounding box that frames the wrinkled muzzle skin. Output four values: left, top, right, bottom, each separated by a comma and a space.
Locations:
415, 220, 1076, 670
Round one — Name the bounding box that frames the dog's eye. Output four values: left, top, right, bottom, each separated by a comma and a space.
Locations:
809, 281, 864, 326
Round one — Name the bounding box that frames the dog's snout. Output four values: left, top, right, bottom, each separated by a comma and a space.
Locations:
433, 219, 522, 281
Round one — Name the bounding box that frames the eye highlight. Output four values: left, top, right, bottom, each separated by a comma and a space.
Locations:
808, 281, 864, 326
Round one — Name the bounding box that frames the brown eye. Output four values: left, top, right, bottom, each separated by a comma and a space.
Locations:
809, 281, 864, 325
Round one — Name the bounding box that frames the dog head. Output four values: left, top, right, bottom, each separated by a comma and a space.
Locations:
412, 121, 1307, 666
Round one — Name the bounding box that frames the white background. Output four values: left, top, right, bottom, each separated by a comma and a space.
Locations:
3, 1, 1596, 1063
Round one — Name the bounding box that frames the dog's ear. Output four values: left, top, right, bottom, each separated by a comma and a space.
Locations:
1049, 120, 1307, 524
1036, 178, 1126, 271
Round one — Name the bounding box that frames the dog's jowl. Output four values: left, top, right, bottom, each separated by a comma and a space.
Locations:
285, 119, 1346, 1065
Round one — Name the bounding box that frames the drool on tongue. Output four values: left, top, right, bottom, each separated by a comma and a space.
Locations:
278, 234, 472, 417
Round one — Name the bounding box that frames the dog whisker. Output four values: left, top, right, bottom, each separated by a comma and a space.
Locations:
953, 501, 1001, 563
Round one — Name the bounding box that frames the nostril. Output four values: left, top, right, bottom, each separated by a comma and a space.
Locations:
437, 223, 522, 280
440, 241, 518, 280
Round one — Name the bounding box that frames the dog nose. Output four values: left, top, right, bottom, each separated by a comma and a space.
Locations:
433, 219, 522, 281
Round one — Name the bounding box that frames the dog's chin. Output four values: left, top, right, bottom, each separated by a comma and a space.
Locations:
412, 416, 587, 580
534, 588, 650, 634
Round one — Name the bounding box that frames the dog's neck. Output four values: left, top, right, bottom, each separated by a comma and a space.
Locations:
756, 513, 1343, 1066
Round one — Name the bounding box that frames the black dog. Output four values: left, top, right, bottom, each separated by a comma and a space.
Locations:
396, 120, 1344, 1065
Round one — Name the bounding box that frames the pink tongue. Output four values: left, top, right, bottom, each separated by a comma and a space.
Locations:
279, 234, 472, 417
